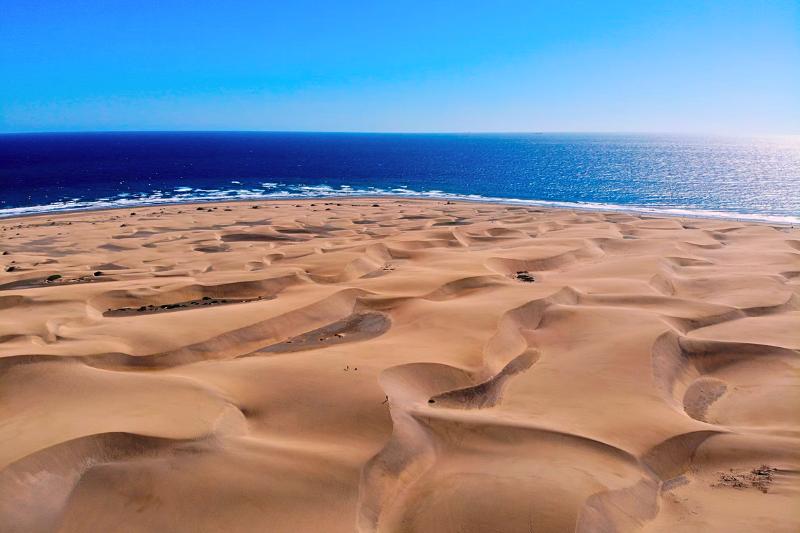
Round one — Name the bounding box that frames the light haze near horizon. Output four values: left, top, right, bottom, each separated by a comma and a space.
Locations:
1, 1, 798, 134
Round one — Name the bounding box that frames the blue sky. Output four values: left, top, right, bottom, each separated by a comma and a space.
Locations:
1, 1, 798, 133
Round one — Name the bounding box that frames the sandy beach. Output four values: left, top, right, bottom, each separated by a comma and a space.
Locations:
0, 198, 798, 532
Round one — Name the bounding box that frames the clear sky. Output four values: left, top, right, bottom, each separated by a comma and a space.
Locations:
1, 1, 798, 134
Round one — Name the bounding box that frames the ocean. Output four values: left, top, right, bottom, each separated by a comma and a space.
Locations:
1, 132, 798, 223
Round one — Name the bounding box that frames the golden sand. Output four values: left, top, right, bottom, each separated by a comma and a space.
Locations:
1, 198, 798, 532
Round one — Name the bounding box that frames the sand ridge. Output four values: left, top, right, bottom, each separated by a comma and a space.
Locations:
1, 198, 798, 532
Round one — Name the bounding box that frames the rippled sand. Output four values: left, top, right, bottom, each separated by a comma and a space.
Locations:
1, 199, 798, 532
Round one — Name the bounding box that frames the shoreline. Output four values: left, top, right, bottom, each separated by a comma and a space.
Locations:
2, 194, 797, 226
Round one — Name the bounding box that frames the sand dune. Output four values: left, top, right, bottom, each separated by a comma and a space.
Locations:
1, 198, 798, 532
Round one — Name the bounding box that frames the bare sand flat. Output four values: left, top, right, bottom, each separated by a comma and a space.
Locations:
1, 198, 798, 532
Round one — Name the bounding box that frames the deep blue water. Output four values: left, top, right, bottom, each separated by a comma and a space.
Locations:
1, 132, 798, 222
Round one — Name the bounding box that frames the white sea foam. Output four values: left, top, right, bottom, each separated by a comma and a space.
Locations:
1, 184, 798, 225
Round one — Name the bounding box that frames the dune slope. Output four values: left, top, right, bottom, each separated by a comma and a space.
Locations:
1, 199, 798, 532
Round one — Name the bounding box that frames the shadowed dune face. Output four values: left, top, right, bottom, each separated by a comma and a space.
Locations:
1, 199, 799, 532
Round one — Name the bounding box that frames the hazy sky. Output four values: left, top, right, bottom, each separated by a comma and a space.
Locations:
1, 1, 798, 134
